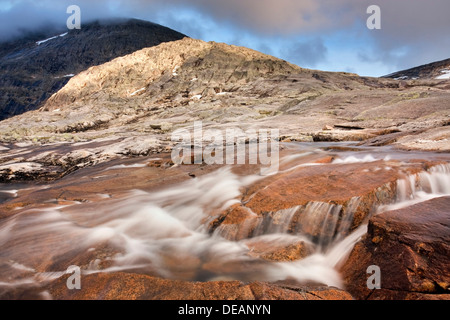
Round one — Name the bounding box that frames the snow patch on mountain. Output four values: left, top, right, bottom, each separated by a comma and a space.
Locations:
36, 32, 68, 45
436, 69, 450, 80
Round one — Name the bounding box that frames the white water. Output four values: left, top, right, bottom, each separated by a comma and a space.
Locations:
1, 156, 449, 293
333, 154, 391, 164
0, 167, 348, 288
0, 189, 18, 196
378, 163, 450, 212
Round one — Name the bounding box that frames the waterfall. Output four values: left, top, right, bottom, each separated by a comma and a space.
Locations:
212, 197, 362, 251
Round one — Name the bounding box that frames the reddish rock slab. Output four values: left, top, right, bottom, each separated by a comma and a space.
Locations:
245, 238, 315, 262
41, 272, 353, 300
243, 161, 404, 214
341, 196, 450, 300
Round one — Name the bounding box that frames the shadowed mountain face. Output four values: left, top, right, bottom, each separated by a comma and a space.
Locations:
0, 19, 186, 120
383, 58, 450, 80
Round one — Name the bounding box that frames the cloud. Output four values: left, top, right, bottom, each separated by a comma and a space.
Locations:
3, 0, 449, 37
284, 38, 328, 67
0, 1, 65, 41
123, 0, 362, 36
0, 0, 147, 42
361, 0, 450, 69
0, 0, 449, 74
154, 0, 450, 71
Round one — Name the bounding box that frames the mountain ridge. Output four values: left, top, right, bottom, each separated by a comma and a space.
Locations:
0, 18, 186, 120
382, 58, 450, 80
0, 37, 381, 143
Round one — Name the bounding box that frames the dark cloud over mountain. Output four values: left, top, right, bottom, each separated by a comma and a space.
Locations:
0, 0, 449, 74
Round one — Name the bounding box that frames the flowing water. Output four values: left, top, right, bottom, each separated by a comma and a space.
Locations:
1, 142, 449, 296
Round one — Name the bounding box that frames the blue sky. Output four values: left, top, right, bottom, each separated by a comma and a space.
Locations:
1, 0, 450, 77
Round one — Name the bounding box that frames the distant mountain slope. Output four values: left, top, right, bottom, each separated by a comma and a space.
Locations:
42, 38, 303, 113
382, 58, 450, 81
0, 18, 186, 120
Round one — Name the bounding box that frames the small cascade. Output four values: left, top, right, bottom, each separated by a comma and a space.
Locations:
294, 202, 342, 247
213, 197, 362, 251
335, 197, 361, 240
252, 206, 300, 236
422, 164, 450, 194
211, 206, 261, 241
379, 163, 450, 212
292, 197, 361, 249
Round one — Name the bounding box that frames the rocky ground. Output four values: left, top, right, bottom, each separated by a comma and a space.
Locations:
0, 37, 449, 300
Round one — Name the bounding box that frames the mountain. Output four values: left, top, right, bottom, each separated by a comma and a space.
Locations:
382, 58, 450, 80
1, 36, 449, 159
0, 37, 391, 144
0, 18, 186, 120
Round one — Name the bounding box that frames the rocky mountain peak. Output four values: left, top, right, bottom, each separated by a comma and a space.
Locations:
43, 37, 301, 111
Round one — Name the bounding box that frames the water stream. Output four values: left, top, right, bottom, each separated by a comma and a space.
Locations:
1, 143, 449, 296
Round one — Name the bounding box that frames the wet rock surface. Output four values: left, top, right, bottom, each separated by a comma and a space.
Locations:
210, 155, 436, 247
342, 196, 450, 300
1, 272, 353, 300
